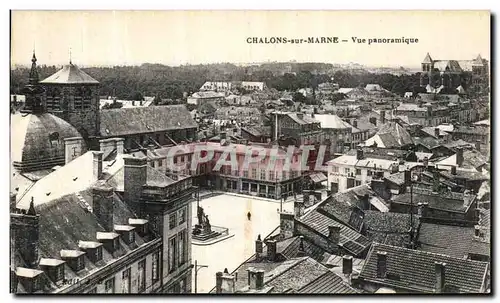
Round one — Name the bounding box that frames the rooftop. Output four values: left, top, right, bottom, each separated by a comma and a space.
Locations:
359, 242, 489, 293
40, 63, 99, 85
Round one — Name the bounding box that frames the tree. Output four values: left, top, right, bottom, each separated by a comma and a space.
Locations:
293, 92, 306, 103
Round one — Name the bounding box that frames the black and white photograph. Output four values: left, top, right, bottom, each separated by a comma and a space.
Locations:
9, 10, 491, 295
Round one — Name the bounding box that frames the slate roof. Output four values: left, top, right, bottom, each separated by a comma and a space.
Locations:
297, 271, 358, 294
363, 210, 419, 247
375, 122, 414, 147
417, 223, 490, 258
346, 147, 410, 161
299, 208, 372, 256
40, 64, 99, 85
440, 169, 488, 181
24, 188, 151, 291
391, 188, 474, 213
436, 150, 488, 169
100, 105, 198, 137
265, 257, 329, 293
359, 243, 489, 293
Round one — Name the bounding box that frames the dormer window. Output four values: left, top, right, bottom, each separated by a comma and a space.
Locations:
60, 250, 85, 272
129, 218, 149, 237
39, 258, 65, 283
16, 267, 44, 293
97, 232, 120, 254
114, 225, 136, 245
78, 241, 103, 263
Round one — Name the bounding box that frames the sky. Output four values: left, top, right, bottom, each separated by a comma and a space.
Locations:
10, 10, 490, 68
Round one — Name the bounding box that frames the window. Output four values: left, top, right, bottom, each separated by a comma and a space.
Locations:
355, 180, 362, 186
32, 276, 40, 292
169, 213, 177, 230
332, 166, 339, 173
55, 265, 64, 281
282, 171, 287, 180
344, 168, 350, 174
260, 170, 266, 180
180, 278, 187, 293
76, 256, 85, 271
367, 170, 372, 176
138, 260, 146, 293
122, 268, 131, 293
243, 170, 249, 178
158, 160, 163, 167
178, 230, 187, 266
251, 168, 257, 179
95, 247, 103, 262
105, 277, 115, 294
169, 236, 177, 273
269, 171, 275, 181
128, 231, 135, 244
178, 207, 186, 225
152, 250, 160, 283
356, 169, 361, 175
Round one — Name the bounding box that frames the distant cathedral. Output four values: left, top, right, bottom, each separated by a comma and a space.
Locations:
419, 52, 489, 94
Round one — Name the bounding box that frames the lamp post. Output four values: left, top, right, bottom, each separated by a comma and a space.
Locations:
194, 260, 208, 294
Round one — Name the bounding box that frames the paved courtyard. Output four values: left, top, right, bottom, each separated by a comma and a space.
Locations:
191, 193, 294, 293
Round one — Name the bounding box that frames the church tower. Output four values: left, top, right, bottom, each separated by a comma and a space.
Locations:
39, 58, 100, 146
420, 52, 433, 87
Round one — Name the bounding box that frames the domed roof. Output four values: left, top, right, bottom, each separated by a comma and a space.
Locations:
11, 113, 84, 172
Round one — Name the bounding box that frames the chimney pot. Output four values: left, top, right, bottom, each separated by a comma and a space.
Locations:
342, 255, 353, 275
376, 251, 387, 279
451, 166, 457, 175
474, 225, 481, 237
356, 148, 364, 160
456, 148, 464, 167
215, 271, 223, 294
434, 127, 440, 138
435, 262, 446, 293
92, 151, 104, 181
265, 240, 277, 261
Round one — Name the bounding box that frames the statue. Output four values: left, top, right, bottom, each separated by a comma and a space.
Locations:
203, 214, 211, 232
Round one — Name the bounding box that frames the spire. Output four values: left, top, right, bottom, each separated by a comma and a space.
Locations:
69, 47, 72, 65
422, 52, 433, 64
28, 50, 39, 85
27, 197, 36, 216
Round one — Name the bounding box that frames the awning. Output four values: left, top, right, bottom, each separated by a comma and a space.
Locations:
308, 172, 327, 183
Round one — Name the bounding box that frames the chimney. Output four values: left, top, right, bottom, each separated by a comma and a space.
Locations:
215, 272, 223, 294
432, 170, 440, 192
303, 190, 310, 205
92, 182, 114, 231
255, 234, 263, 259
247, 268, 265, 290
115, 138, 125, 154
93, 151, 104, 181
404, 170, 412, 187
294, 198, 305, 218
297, 236, 306, 257
451, 166, 457, 175
475, 140, 481, 151
327, 226, 341, 244
279, 212, 295, 239
266, 240, 277, 261
99, 138, 115, 156
10, 192, 17, 212
342, 255, 353, 275
11, 199, 40, 268
435, 262, 446, 293
474, 225, 481, 238
376, 251, 387, 279
362, 193, 370, 210
352, 120, 358, 128
456, 148, 464, 167
423, 157, 429, 168
380, 110, 386, 124
64, 137, 86, 164
123, 155, 148, 206
434, 127, 440, 138
427, 106, 433, 116
356, 148, 364, 160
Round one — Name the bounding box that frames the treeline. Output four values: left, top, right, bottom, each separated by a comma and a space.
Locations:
10, 62, 422, 100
